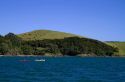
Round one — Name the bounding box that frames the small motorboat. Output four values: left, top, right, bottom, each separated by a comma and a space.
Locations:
35, 59, 45, 62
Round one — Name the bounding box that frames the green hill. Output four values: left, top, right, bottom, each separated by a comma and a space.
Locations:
17, 30, 122, 56
106, 42, 125, 56
18, 30, 81, 41
0, 30, 118, 56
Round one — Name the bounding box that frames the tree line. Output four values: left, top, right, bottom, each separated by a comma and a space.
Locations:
0, 33, 118, 56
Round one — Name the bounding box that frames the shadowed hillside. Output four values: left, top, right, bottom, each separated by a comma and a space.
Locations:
18, 30, 81, 41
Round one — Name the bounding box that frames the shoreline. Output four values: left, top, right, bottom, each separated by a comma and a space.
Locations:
0, 55, 125, 57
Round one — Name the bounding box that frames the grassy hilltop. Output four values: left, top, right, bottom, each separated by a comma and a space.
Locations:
18, 30, 80, 41
106, 42, 125, 56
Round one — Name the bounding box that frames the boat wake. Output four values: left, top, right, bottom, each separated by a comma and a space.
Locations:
34, 59, 45, 62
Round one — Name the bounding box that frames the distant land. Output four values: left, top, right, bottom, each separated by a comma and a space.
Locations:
0, 30, 123, 56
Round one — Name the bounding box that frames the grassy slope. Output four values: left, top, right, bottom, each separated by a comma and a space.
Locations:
106, 42, 125, 56
18, 30, 81, 41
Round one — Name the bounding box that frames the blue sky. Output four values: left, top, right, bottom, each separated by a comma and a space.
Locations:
0, 0, 125, 41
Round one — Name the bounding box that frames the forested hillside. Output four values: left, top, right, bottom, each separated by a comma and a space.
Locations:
0, 32, 118, 56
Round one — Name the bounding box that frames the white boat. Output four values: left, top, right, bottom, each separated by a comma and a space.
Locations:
35, 59, 45, 62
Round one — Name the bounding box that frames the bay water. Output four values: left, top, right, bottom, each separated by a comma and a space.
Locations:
0, 56, 125, 82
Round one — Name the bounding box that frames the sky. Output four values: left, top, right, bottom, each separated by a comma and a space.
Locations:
0, 0, 125, 41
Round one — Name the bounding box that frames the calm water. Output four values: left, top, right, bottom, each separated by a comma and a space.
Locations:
0, 56, 125, 82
